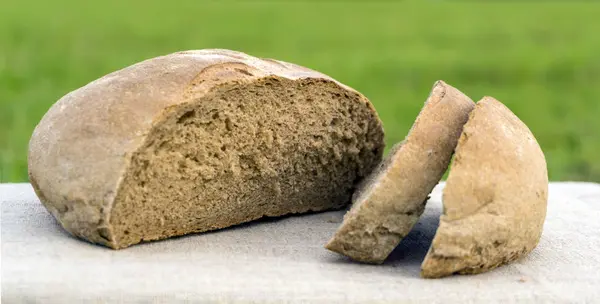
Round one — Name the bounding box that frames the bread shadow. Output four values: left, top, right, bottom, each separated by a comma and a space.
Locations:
384, 211, 439, 267
323, 211, 440, 278
122, 208, 344, 250
208, 207, 345, 232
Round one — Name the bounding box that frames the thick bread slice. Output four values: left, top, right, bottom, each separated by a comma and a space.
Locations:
421, 97, 548, 278
28, 49, 385, 249
325, 81, 475, 263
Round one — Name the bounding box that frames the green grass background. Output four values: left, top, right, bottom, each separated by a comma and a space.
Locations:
1, 1, 599, 182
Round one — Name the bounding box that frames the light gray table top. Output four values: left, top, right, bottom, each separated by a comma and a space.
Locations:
2, 182, 600, 303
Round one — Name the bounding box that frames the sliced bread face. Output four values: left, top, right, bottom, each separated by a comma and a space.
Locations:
28, 49, 385, 249
325, 81, 475, 264
421, 97, 548, 278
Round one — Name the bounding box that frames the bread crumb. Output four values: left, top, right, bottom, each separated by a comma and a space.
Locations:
327, 217, 341, 224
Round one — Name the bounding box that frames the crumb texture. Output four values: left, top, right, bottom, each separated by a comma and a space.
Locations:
421, 96, 548, 278
110, 78, 383, 248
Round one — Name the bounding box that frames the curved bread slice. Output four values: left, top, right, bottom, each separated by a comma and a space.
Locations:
28, 49, 385, 249
421, 97, 548, 278
325, 81, 475, 263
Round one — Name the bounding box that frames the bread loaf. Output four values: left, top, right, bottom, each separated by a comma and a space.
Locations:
28, 49, 385, 249
421, 97, 548, 278
325, 81, 475, 263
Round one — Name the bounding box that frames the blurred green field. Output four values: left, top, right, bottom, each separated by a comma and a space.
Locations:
1, 1, 600, 182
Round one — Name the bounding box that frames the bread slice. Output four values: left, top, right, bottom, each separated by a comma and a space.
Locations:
421, 97, 548, 278
28, 49, 385, 249
325, 81, 475, 263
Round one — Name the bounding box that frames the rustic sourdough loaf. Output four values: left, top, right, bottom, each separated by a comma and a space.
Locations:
28, 49, 385, 249
325, 81, 475, 263
421, 97, 548, 278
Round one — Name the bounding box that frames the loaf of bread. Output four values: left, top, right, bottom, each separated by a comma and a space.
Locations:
28, 49, 385, 249
325, 81, 475, 263
421, 97, 548, 278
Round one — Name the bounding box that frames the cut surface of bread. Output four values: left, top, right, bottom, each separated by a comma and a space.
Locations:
325, 81, 475, 263
28, 49, 384, 249
421, 97, 548, 278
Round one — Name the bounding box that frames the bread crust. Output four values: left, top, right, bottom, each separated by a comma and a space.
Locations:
421, 97, 548, 278
28, 49, 383, 248
325, 81, 475, 263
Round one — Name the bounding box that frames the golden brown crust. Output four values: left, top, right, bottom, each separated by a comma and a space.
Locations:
325, 81, 475, 263
28, 49, 383, 248
421, 97, 548, 278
